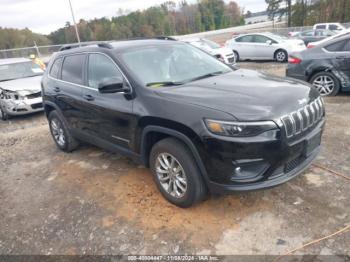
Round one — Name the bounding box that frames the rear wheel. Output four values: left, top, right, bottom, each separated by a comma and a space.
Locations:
310, 71, 340, 96
149, 138, 207, 208
48, 111, 79, 152
274, 49, 287, 62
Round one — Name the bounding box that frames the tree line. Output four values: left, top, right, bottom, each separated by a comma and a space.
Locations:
49, 0, 244, 44
265, 0, 350, 27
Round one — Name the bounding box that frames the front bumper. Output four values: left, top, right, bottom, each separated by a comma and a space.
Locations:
201, 119, 325, 193
1, 97, 44, 116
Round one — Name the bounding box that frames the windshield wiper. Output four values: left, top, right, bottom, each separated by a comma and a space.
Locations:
146, 81, 184, 87
185, 71, 226, 83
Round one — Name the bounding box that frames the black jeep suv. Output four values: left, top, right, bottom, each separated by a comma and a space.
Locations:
42, 39, 325, 207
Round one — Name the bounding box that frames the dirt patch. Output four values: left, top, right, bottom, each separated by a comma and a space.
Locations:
55, 160, 271, 247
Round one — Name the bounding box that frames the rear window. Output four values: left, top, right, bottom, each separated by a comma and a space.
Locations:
61, 54, 85, 85
49, 58, 62, 79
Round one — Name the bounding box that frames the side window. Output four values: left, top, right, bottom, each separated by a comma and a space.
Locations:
253, 35, 270, 43
325, 40, 346, 52
61, 54, 85, 85
342, 40, 350, 52
329, 24, 338, 31
236, 35, 254, 43
49, 57, 62, 79
88, 53, 122, 89
316, 25, 326, 29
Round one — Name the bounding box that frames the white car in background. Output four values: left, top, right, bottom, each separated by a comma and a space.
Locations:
183, 38, 236, 65
313, 23, 346, 32
225, 32, 306, 62
0, 58, 44, 120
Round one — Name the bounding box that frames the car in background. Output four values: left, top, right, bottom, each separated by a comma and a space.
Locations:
287, 34, 350, 96
183, 38, 236, 65
0, 58, 44, 120
295, 29, 335, 45
225, 32, 306, 62
313, 23, 346, 32
307, 29, 350, 48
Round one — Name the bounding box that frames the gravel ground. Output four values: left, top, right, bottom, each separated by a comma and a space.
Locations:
0, 62, 349, 257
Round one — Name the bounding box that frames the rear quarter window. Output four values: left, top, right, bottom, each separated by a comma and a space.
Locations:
316, 25, 326, 29
325, 39, 347, 52
61, 54, 85, 85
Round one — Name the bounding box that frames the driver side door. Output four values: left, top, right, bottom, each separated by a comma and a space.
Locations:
79, 52, 134, 149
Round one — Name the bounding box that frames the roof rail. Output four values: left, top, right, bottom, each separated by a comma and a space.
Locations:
58, 41, 113, 52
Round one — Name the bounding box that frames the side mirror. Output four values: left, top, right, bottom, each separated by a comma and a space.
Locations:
98, 77, 128, 94
266, 40, 272, 45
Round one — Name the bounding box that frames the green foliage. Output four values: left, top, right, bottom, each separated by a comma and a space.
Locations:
48, 0, 243, 44
291, 0, 350, 26
0, 27, 51, 49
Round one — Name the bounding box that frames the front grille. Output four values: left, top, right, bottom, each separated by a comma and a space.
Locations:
26, 91, 42, 99
31, 103, 43, 109
281, 97, 324, 138
284, 155, 305, 173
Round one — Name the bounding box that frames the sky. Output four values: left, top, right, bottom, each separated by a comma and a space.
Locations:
0, 0, 267, 35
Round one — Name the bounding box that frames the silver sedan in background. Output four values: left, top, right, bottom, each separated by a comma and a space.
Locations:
225, 32, 306, 62
0, 58, 44, 120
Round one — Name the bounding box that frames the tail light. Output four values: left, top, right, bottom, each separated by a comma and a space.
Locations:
307, 44, 315, 48
288, 56, 302, 64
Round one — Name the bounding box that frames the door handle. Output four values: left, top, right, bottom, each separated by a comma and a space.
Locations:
83, 94, 95, 101
54, 87, 60, 92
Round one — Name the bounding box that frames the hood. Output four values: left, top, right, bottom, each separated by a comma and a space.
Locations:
155, 69, 319, 121
216, 47, 234, 56
0, 75, 42, 94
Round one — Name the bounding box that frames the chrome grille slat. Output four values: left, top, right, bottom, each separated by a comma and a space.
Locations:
281, 97, 324, 138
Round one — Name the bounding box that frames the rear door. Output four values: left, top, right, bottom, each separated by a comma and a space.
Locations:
54, 54, 86, 129
335, 39, 350, 85
233, 35, 255, 59
79, 52, 134, 149
324, 38, 350, 87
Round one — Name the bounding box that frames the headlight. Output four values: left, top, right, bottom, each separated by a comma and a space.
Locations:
204, 119, 278, 137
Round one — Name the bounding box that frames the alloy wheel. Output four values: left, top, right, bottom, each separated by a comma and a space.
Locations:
276, 51, 286, 62
51, 118, 66, 147
312, 75, 335, 96
155, 153, 188, 198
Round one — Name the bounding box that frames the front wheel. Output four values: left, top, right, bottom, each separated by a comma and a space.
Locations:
274, 50, 287, 62
233, 51, 239, 62
0, 106, 9, 121
149, 138, 207, 208
310, 71, 340, 96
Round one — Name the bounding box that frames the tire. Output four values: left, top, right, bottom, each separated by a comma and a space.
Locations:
149, 137, 207, 208
274, 49, 287, 62
310, 71, 340, 96
48, 110, 79, 152
0, 106, 9, 121
233, 51, 239, 62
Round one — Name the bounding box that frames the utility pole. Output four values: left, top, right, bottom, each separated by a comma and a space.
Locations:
68, 0, 81, 44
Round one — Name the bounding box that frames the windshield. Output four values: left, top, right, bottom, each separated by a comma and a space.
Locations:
201, 39, 221, 49
120, 44, 232, 86
0, 61, 44, 82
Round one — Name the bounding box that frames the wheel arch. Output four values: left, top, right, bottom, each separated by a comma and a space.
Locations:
274, 48, 288, 59
139, 121, 209, 184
